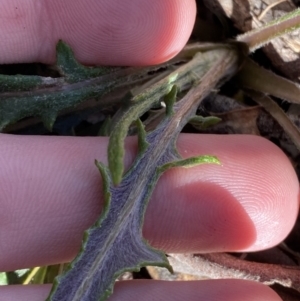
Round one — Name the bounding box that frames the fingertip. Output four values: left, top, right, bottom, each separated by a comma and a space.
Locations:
133, 0, 197, 65
0, 0, 196, 65
177, 135, 299, 252
231, 135, 299, 251
144, 134, 299, 253
0, 134, 297, 268
50, 0, 196, 65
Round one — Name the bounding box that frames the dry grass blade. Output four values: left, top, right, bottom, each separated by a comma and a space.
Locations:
236, 59, 300, 104
246, 90, 300, 151
258, 0, 289, 21
168, 253, 300, 293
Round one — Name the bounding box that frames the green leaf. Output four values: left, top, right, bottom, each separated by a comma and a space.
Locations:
158, 155, 220, 174
56, 41, 114, 82
107, 45, 240, 185
97, 117, 112, 137
46, 44, 241, 301
0, 74, 53, 93
164, 85, 178, 116
189, 115, 222, 129
0, 41, 175, 131
107, 73, 178, 186
39, 11, 300, 301
136, 119, 149, 154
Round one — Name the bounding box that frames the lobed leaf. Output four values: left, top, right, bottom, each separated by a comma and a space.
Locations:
107, 45, 240, 185
55, 41, 115, 82
46, 44, 242, 301
0, 41, 177, 131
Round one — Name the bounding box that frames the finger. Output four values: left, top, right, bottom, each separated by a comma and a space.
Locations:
0, 134, 298, 271
110, 280, 283, 301
0, 285, 51, 301
0, 280, 282, 301
0, 0, 196, 65
146, 134, 299, 253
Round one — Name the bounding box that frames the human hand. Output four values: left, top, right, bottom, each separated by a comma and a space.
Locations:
0, 1, 298, 301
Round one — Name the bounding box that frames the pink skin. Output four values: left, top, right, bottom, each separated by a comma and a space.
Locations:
0, 0, 298, 300
0, 0, 195, 65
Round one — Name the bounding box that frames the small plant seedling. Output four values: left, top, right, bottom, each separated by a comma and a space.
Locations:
1, 7, 300, 301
